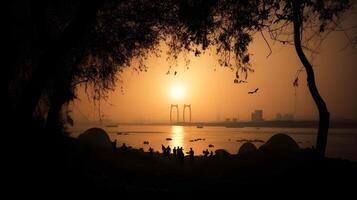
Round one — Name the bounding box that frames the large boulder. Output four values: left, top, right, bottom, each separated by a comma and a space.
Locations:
259, 133, 299, 153
78, 128, 113, 150
215, 149, 230, 156
238, 142, 257, 155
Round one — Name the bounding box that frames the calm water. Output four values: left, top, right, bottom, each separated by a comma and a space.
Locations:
69, 125, 357, 161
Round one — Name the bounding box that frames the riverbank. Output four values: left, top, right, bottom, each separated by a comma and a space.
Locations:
24, 132, 357, 195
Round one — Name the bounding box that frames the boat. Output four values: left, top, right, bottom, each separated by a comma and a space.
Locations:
196, 125, 204, 128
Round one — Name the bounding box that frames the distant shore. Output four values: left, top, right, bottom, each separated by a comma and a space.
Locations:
113, 120, 357, 129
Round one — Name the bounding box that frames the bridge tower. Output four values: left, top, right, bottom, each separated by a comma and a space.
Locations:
170, 104, 179, 123
183, 104, 192, 123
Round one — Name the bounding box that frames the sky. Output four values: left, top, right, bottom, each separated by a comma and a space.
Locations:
71, 15, 357, 124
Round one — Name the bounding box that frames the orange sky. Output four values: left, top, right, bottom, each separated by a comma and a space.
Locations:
71, 16, 357, 124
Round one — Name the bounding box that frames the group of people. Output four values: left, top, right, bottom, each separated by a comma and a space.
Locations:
120, 143, 213, 159
161, 145, 172, 156
202, 149, 214, 157
161, 145, 188, 162
148, 145, 213, 161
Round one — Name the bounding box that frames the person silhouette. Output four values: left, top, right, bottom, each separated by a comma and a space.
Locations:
210, 151, 213, 157
121, 143, 128, 153
189, 148, 194, 162
178, 147, 184, 164
173, 147, 177, 157
167, 145, 171, 155
112, 139, 117, 150
203, 149, 209, 158
162, 144, 166, 155
149, 147, 154, 155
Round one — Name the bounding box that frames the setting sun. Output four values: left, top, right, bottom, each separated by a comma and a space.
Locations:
170, 85, 185, 100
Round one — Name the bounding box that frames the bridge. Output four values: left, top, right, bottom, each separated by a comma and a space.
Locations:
170, 104, 192, 124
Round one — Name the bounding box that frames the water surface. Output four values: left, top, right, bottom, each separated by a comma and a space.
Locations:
69, 125, 357, 161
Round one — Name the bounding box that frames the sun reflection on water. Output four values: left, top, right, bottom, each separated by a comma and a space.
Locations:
170, 126, 184, 149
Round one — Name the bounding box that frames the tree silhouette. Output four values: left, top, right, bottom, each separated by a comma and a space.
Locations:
8, 0, 179, 133
165, 0, 352, 157
7, 0, 353, 158
8, 0, 104, 133
243, 0, 351, 157
43, 0, 172, 132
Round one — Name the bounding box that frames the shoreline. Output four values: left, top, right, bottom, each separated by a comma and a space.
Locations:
39, 133, 357, 194
112, 120, 357, 129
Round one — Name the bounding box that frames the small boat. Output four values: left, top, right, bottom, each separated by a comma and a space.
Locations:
143, 141, 149, 145
196, 125, 204, 128
166, 138, 172, 141
208, 144, 214, 148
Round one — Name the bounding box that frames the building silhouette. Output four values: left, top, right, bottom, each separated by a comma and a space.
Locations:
251, 110, 264, 122
275, 113, 294, 121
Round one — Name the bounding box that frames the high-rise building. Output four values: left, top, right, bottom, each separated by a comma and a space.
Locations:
275, 113, 294, 121
251, 110, 263, 122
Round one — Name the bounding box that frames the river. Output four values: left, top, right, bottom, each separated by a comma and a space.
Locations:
69, 125, 357, 161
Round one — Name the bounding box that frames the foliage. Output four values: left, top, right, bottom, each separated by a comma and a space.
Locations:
7, 0, 352, 127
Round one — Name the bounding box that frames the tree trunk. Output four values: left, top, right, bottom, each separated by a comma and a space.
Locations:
18, 0, 102, 129
45, 50, 84, 133
292, 1, 330, 157
45, 93, 65, 133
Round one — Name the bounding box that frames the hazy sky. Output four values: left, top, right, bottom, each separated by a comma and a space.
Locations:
71, 16, 357, 123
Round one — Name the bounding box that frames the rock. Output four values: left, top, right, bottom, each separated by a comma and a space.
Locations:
215, 149, 230, 156
259, 133, 299, 153
78, 127, 113, 149
238, 142, 257, 155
